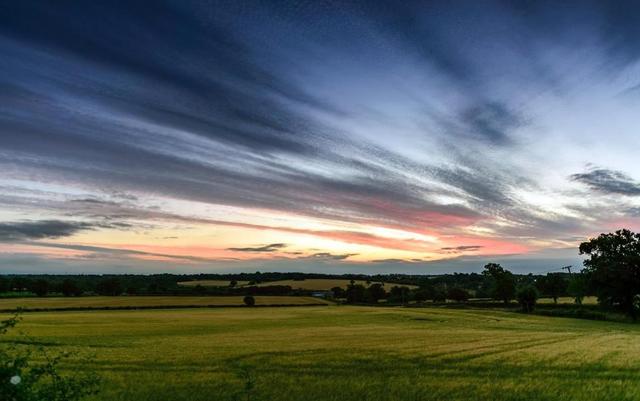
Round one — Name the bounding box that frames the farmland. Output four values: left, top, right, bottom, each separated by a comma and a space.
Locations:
0, 296, 329, 311
2, 305, 640, 401
177, 280, 249, 287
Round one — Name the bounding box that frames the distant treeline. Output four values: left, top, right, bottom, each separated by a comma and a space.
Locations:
0, 271, 576, 301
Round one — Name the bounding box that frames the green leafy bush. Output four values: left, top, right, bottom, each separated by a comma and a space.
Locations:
0, 313, 100, 401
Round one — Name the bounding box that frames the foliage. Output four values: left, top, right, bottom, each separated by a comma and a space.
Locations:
517, 285, 539, 313
60, 280, 82, 297
0, 313, 100, 401
536, 273, 568, 304
447, 287, 470, 303
95, 278, 122, 296
30, 281, 49, 298
243, 296, 255, 306
365, 284, 386, 303
345, 284, 366, 304
387, 286, 410, 304
567, 273, 588, 305
580, 229, 640, 317
482, 263, 516, 304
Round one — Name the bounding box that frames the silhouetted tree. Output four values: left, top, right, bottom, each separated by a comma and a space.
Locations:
388, 286, 410, 304
30, 279, 49, 297
95, 278, 122, 296
580, 229, 640, 317
331, 286, 346, 298
447, 287, 470, 302
483, 263, 516, 304
61, 279, 82, 297
345, 284, 366, 303
243, 295, 255, 306
536, 273, 567, 304
517, 285, 538, 313
0, 277, 9, 293
366, 283, 387, 303
568, 273, 588, 305
432, 287, 447, 303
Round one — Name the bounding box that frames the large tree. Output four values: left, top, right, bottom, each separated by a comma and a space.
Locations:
580, 229, 640, 317
482, 263, 516, 305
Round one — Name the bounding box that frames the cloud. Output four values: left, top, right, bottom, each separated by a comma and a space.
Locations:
303, 252, 358, 261
227, 243, 287, 253
570, 168, 640, 196
440, 245, 484, 252
0, 220, 93, 241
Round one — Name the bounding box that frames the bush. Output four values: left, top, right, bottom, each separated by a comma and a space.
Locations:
243, 295, 255, 306
0, 313, 100, 400
517, 285, 539, 313
447, 288, 470, 303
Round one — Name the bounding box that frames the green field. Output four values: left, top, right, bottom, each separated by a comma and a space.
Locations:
2, 305, 640, 401
246, 278, 417, 290
177, 280, 250, 287
0, 296, 329, 311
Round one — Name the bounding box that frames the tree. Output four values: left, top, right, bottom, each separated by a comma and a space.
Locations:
447, 287, 470, 303
0, 277, 9, 293
229, 280, 238, 288
482, 263, 516, 305
366, 283, 387, 303
243, 295, 255, 306
345, 284, 366, 304
95, 278, 122, 296
579, 229, 640, 317
61, 279, 82, 297
30, 279, 49, 297
536, 273, 568, 304
432, 287, 447, 303
567, 273, 588, 305
517, 285, 538, 313
388, 286, 410, 304
330, 286, 346, 299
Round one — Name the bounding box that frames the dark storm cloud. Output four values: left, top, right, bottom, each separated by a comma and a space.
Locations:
571, 169, 640, 196
227, 243, 287, 253
0, 220, 130, 241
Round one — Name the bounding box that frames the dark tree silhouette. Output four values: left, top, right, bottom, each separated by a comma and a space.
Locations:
482, 263, 516, 305
517, 285, 538, 313
580, 229, 640, 317
243, 295, 255, 306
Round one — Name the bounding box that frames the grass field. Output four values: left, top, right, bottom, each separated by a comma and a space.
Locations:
537, 296, 598, 305
177, 280, 249, 287
0, 296, 330, 311
2, 305, 640, 401
241, 278, 418, 290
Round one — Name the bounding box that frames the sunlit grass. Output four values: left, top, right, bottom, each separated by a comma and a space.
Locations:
2, 306, 640, 400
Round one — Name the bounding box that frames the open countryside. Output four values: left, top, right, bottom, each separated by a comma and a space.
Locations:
4, 306, 640, 401
179, 278, 418, 291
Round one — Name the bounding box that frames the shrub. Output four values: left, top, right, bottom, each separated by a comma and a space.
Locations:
0, 313, 100, 401
517, 285, 539, 313
447, 287, 470, 303
243, 295, 255, 306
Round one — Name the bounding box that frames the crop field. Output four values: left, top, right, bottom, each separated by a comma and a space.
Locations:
243, 278, 418, 290
0, 296, 330, 311
2, 305, 640, 401
177, 280, 250, 287
537, 296, 598, 305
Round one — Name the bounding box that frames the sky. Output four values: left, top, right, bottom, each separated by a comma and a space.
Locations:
2, 1, 640, 274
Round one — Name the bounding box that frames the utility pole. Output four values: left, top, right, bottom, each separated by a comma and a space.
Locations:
561, 265, 573, 275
